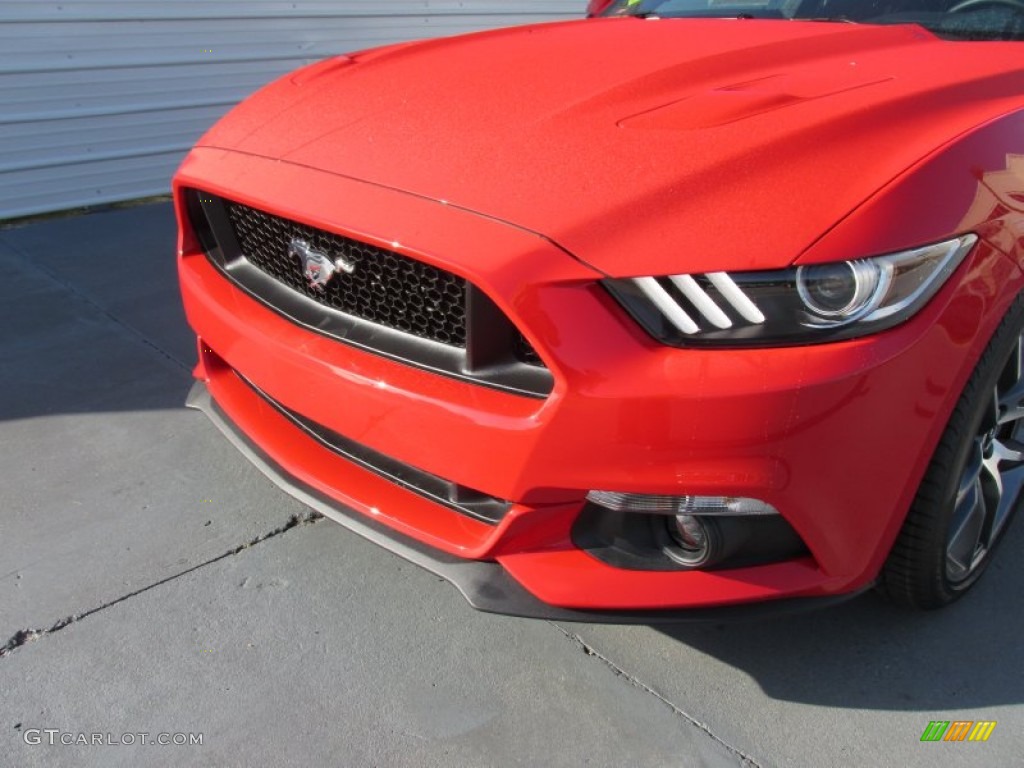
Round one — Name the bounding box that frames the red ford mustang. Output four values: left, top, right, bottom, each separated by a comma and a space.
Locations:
174, 0, 1024, 619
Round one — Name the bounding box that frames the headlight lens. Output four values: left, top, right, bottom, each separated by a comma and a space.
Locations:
604, 235, 977, 346
795, 260, 884, 320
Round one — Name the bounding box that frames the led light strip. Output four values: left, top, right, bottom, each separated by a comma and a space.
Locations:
632, 273, 766, 334
633, 276, 699, 334
705, 272, 766, 324
669, 275, 733, 329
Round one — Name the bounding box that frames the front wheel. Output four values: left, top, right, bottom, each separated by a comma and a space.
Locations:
879, 293, 1024, 608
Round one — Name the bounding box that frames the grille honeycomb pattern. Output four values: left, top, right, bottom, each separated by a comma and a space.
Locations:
226, 202, 467, 347
513, 332, 543, 367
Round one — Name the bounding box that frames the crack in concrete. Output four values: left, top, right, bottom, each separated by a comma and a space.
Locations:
0, 232, 191, 373
0, 511, 322, 659
549, 622, 762, 767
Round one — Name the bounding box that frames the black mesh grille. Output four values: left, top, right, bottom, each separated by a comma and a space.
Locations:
513, 332, 543, 367
225, 202, 467, 347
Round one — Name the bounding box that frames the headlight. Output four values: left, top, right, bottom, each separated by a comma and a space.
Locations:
603, 235, 977, 346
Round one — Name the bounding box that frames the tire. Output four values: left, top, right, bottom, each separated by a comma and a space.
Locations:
879, 290, 1024, 608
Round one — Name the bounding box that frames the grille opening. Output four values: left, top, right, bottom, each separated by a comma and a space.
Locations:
225, 201, 468, 348
184, 190, 218, 256
185, 189, 552, 397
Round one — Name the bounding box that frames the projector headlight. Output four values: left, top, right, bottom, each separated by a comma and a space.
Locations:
604, 235, 976, 346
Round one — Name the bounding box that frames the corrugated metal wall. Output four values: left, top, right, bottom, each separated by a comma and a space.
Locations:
0, 1, 579, 219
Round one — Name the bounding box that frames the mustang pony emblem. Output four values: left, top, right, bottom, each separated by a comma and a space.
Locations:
288, 238, 355, 291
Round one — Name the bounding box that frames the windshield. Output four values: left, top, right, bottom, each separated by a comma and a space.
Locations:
602, 0, 1024, 40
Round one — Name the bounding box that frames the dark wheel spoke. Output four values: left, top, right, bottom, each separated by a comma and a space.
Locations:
990, 466, 1024, 542
997, 378, 1024, 426
993, 436, 1024, 469
980, 449, 1005, 500
956, 440, 985, 502
946, 476, 987, 581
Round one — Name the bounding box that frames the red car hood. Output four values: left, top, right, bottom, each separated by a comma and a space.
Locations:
199, 18, 1024, 276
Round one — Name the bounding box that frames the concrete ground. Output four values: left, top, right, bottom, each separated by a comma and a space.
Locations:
1, 202, 1021, 767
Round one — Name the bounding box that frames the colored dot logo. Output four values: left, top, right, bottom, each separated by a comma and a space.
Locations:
921, 720, 997, 742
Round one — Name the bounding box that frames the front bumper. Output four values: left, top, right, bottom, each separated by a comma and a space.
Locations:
185, 379, 869, 622
175, 147, 1019, 616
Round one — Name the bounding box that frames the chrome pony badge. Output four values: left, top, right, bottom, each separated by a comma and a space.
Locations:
288, 238, 355, 292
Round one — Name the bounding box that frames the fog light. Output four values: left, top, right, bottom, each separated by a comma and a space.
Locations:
585, 491, 778, 516
666, 515, 722, 567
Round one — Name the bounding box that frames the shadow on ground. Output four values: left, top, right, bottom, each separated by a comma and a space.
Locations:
0, 203, 193, 422
653, 514, 1024, 710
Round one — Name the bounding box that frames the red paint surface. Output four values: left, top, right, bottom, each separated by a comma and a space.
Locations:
175, 18, 1024, 610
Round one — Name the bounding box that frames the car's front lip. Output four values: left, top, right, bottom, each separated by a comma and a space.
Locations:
175, 148, 1019, 614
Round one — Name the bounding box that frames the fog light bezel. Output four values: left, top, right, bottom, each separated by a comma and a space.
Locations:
572, 500, 808, 572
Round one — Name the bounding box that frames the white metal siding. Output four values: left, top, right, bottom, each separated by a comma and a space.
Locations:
0, 1, 579, 219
